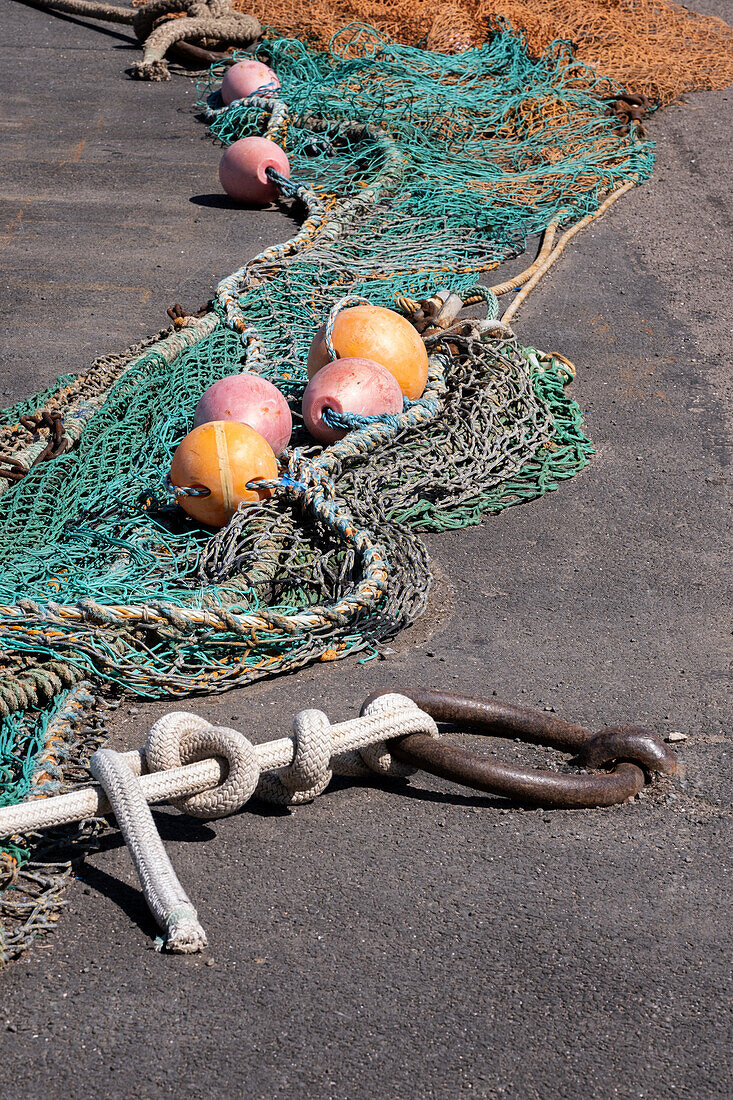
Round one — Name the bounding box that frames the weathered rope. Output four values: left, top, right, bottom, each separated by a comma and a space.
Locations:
14, 0, 135, 23
0, 682, 105, 965
501, 181, 637, 323
394, 182, 636, 328
7, 694, 438, 951
0, 693, 439, 837
135, 10, 260, 81
488, 218, 561, 297
0, 660, 85, 720
90, 747, 208, 952
11, 0, 262, 80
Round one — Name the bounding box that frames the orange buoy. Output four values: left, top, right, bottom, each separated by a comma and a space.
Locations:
169, 421, 277, 528
307, 304, 429, 400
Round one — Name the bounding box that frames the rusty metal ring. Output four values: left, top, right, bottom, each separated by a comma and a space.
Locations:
362, 689, 676, 810
577, 726, 677, 776
172, 41, 232, 68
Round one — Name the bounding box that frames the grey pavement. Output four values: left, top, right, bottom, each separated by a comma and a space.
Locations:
0, 3, 731, 1098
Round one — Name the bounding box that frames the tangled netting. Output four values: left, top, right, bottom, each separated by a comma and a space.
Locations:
0, 684, 106, 963
231, 0, 733, 106
0, 27, 654, 957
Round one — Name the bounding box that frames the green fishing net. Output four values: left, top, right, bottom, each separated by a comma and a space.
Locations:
0, 25, 653, 958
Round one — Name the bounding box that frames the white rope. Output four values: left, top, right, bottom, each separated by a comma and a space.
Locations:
1, 694, 438, 953
90, 749, 208, 953
0, 693, 437, 835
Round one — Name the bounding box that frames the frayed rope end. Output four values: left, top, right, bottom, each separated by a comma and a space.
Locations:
155, 908, 208, 954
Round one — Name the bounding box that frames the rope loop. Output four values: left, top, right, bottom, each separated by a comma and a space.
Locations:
281, 709, 334, 803
358, 692, 439, 778
462, 284, 501, 320
324, 295, 371, 361
146, 712, 259, 818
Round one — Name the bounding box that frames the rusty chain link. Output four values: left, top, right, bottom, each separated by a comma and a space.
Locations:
166, 300, 214, 329
0, 409, 71, 483
607, 92, 650, 137
364, 688, 677, 809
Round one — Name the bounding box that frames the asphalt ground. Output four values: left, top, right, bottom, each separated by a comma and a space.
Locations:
0, 4, 731, 1097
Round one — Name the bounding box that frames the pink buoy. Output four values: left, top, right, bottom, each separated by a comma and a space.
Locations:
302, 357, 403, 445
219, 137, 290, 205
220, 60, 280, 106
193, 372, 292, 456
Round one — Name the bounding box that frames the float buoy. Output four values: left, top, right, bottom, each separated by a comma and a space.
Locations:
307, 304, 429, 400
169, 421, 277, 528
220, 60, 280, 106
194, 373, 292, 456
219, 137, 290, 205
302, 357, 403, 444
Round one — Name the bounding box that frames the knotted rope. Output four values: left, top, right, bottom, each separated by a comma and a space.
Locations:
12, 0, 261, 80
0, 694, 438, 951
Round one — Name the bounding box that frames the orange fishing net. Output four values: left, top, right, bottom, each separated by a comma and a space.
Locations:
233, 0, 733, 105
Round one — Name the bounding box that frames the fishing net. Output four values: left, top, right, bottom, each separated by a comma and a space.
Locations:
0, 27, 654, 958
233, 0, 733, 106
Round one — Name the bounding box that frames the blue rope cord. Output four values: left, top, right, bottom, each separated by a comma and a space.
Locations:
265, 166, 303, 201
321, 396, 417, 433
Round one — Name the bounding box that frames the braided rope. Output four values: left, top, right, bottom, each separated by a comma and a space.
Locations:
13, 0, 135, 24
0, 693, 439, 836
501, 183, 636, 323
7, 694, 438, 951
321, 405, 408, 433
0, 660, 85, 719
134, 12, 260, 81
11, 0, 262, 81
90, 748, 208, 952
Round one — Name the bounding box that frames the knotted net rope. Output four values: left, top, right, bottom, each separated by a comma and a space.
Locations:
17, 0, 733, 101
3, 692, 438, 951
0, 28, 653, 958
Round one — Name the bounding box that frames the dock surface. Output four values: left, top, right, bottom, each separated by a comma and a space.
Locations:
1, 4, 730, 1097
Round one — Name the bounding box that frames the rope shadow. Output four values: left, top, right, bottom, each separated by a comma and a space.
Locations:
324, 773, 512, 810
35, 810, 217, 867
75, 859, 158, 940
91, 808, 218, 857
67, 778, 509, 938
72, 812, 217, 939
25, 7, 138, 46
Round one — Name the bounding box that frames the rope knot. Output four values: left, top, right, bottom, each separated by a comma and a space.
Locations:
146, 712, 259, 818
283, 709, 333, 803
358, 692, 439, 778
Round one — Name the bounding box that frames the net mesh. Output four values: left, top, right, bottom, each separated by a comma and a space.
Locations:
0, 27, 654, 953
233, 0, 733, 106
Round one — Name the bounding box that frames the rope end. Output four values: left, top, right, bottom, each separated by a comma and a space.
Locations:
131, 59, 170, 83
159, 910, 208, 955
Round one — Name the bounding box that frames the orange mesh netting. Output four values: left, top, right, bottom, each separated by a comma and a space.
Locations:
231, 0, 733, 105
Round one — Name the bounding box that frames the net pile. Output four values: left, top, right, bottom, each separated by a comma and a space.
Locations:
0, 27, 653, 959
234, 0, 733, 106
